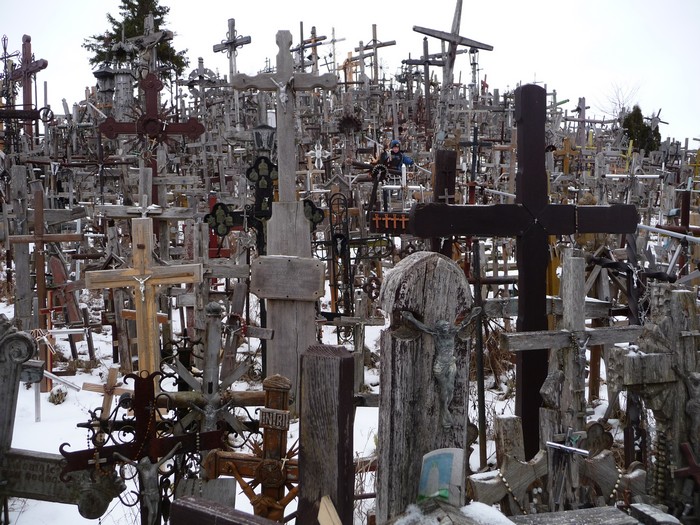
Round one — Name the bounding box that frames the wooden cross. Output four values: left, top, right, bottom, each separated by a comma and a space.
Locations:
403, 37, 445, 128
413, 0, 493, 137
212, 18, 251, 128
9, 34, 47, 138
204, 375, 298, 522
354, 24, 396, 83
409, 84, 639, 459
84, 217, 203, 376
553, 136, 581, 175
99, 73, 205, 205
232, 31, 336, 410
9, 187, 83, 391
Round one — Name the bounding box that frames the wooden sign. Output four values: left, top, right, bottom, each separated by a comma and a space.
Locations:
250, 256, 324, 301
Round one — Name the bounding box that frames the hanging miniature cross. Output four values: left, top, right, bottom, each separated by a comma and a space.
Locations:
307, 141, 331, 170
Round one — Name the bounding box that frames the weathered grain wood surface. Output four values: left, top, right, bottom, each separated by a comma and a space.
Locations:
171, 496, 278, 524
298, 345, 355, 525
377, 251, 475, 523
510, 506, 639, 524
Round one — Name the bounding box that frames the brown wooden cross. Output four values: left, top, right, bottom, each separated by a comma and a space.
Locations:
204, 375, 298, 523
84, 217, 203, 375
9, 188, 83, 390
99, 73, 204, 205
409, 84, 639, 459
9, 34, 47, 138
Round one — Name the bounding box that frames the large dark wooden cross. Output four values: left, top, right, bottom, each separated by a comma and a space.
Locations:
9, 34, 47, 139
409, 84, 639, 458
99, 73, 205, 205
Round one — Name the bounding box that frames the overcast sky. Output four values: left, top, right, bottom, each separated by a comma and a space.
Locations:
3, 0, 700, 144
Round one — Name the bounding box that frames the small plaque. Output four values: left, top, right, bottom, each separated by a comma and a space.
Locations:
259, 408, 290, 431
250, 256, 324, 301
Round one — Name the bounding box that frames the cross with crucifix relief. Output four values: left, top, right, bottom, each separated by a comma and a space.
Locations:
232, 30, 336, 411
84, 217, 203, 376
409, 84, 639, 459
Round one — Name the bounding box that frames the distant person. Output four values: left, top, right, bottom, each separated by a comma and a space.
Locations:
379, 139, 414, 171
378, 139, 414, 210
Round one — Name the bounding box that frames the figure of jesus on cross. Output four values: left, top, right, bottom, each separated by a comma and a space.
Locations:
402, 307, 481, 428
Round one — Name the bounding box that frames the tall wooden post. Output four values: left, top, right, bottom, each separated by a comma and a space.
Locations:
298, 345, 355, 524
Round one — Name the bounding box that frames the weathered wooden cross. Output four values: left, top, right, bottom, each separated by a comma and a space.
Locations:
232, 30, 336, 410
84, 217, 203, 375
409, 84, 639, 458
9, 186, 84, 390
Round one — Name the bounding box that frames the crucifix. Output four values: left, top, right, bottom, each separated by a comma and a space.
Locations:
9, 34, 47, 139
84, 217, 203, 376
212, 18, 251, 128
409, 84, 639, 459
232, 30, 336, 410
60, 370, 224, 525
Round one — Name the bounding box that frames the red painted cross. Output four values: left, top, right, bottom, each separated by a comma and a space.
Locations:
9, 35, 47, 138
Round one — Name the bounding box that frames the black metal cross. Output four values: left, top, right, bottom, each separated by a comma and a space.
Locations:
409, 84, 639, 459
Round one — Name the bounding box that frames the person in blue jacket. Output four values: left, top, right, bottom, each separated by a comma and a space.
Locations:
379, 139, 414, 170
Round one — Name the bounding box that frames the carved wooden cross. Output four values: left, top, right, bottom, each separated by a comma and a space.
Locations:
204, 375, 298, 522
409, 84, 639, 458
9, 34, 47, 138
232, 31, 335, 410
84, 217, 203, 375
99, 73, 205, 205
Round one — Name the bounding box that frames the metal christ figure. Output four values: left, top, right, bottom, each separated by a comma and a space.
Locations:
114, 442, 182, 525
401, 307, 482, 428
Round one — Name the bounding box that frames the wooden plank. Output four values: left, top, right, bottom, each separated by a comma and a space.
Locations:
317, 495, 343, 525
250, 255, 324, 301
623, 352, 676, 386
171, 496, 278, 524
501, 326, 643, 352
483, 296, 612, 320
121, 309, 169, 324
510, 506, 639, 524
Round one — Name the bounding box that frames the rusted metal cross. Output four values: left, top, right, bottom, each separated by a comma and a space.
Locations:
99, 73, 204, 205
9, 34, 47, 139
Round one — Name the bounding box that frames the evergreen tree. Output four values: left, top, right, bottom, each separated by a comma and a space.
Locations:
622, 105, 661, 153
83, 0, 188, 77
